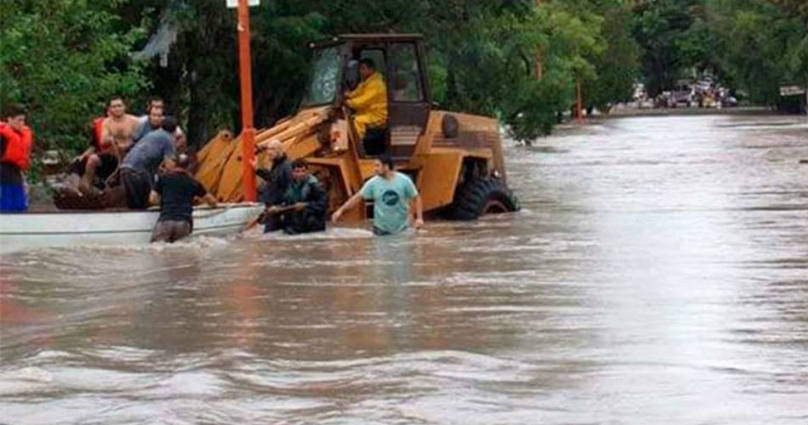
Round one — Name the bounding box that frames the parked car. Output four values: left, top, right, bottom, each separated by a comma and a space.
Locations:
671, 84, 693, 108
721, 96, 738, 108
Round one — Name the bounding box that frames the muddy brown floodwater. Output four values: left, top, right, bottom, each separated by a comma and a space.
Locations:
1, 114, 807, 424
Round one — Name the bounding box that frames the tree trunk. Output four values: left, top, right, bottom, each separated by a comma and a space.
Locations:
187, 69, 210, 148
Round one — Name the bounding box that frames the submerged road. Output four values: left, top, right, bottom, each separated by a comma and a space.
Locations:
1, 114, 807, 424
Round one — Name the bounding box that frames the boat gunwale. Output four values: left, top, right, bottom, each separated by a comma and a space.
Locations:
2, 202, 261, 216
1, 222, 245, 236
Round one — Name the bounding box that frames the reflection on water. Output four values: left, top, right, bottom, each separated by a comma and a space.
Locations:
1, 115, 807, 424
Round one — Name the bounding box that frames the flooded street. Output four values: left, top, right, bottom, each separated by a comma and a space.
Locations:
2, 114, 807, 424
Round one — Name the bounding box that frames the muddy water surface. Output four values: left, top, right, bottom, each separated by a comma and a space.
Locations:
1, 114, 807, 424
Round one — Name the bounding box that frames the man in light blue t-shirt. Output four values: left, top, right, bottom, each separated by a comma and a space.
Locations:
332, 154, 424, 235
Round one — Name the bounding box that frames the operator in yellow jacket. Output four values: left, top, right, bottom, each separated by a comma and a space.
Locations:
345, 58, 388, 142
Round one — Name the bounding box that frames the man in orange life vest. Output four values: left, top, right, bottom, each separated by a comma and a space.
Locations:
0, 103, 34, 213
68, 104, 110, 192
67, 96, 139, 195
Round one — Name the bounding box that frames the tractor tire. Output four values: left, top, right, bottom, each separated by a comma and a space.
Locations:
445, 177, 520, 221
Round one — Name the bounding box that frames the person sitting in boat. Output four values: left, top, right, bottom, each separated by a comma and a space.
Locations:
0, 104, 34, 213
68, 98, 126, 194
113, 116, 177, 209
66, 108, 106, 191
136, 97, 163, 130
149, 153, 217, 243
344, 58, 388, 144
131, 100, 164, 144
134, 97, 186, 146
270, 159, 328, 235
100, 96, 140, 157
143, 97, 164, 122
249, 139, 293, 232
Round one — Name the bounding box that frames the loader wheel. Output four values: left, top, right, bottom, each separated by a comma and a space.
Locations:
445, 177, 520, 221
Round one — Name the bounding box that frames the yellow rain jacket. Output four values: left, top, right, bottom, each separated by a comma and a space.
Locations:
346, 72, 388, 140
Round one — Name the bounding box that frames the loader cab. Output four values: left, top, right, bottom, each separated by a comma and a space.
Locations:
304, 34, 432, 159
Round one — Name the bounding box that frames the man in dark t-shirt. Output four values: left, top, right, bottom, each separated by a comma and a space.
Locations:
149, 154, 217, 243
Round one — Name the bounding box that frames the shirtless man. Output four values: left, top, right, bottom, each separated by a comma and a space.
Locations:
101, 96, 140, 159
71, 97, 137, 193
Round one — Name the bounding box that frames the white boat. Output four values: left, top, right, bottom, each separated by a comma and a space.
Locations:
0, 203, 263, 254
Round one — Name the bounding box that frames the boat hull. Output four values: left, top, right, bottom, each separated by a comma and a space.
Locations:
0, 203, 263, 254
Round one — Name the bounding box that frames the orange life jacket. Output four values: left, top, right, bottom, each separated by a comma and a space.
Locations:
0, 122, 34, 170
92, 117, 108, 153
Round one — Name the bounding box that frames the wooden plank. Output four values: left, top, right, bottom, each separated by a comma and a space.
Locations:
195, 131, 238, 194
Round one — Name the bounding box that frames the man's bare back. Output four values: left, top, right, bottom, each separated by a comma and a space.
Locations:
102, 114, 139, 154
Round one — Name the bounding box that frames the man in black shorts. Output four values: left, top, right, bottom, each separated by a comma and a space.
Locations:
69, 150, 118, 193
149, 154, 217, 243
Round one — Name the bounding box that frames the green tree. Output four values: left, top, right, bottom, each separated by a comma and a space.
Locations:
709, 0, 808, 107
582, 6, 641, 113
126, 0, 428, 144
0, 0, 148, 153
128, 0, 592, 142
11, 0, 755, 155
769, 0, 808, 25
631, 0, 701, 96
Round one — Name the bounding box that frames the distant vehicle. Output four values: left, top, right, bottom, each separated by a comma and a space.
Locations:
697, 77, 715, 92
654, 91, 672, 108
632, 82, 646, 101
721, 96, 738, 108
671, 84, 693, 108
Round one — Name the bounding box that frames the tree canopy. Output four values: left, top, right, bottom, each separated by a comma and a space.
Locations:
1, 0, 804, 155
1, 0, 148, 152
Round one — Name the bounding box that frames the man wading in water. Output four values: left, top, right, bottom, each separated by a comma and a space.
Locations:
332, 153, 423, 235
272, 159, 328, 235
149, 154, 217, 243
249, 139, 293, 232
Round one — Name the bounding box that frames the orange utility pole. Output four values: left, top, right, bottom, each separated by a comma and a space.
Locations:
237, 0, 257, 202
